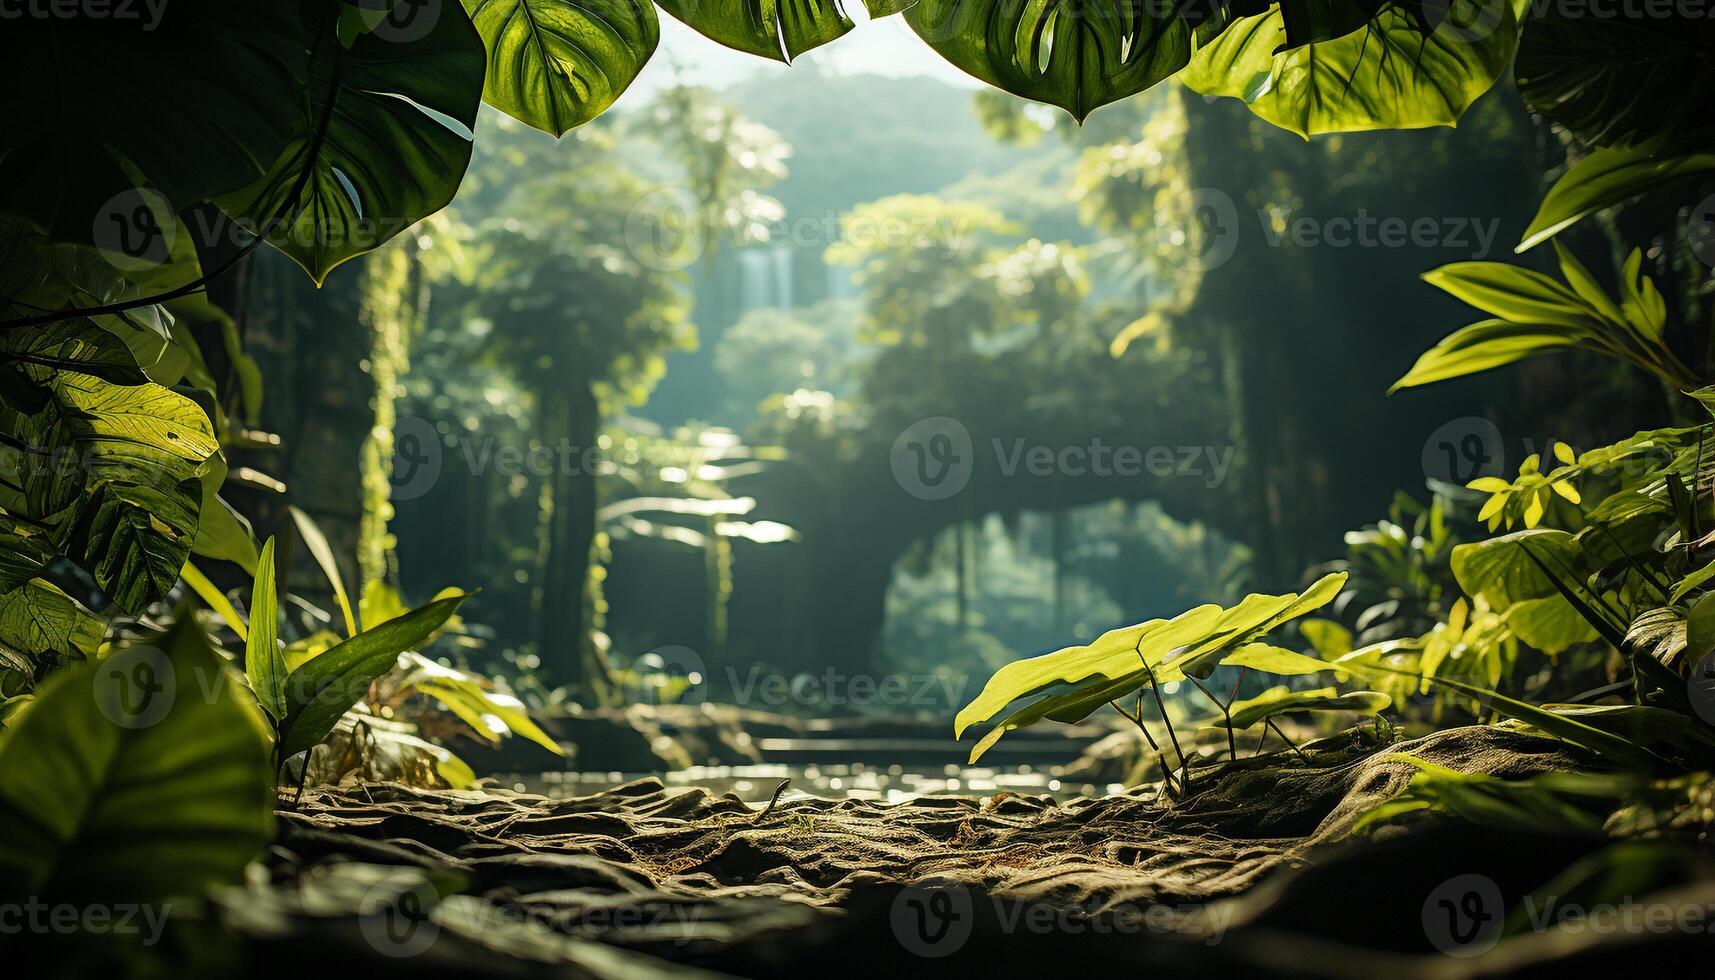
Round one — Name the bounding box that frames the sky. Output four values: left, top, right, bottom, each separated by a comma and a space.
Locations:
620, 8, 982, 107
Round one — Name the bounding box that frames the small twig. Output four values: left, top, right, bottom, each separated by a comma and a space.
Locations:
1226, 666, 1251, 702
754, 778, 791, 821
1143, 667, 1191, 793
289, 753, 312, 808
1109, 700, 1180, 798
1263, 718, 1307, 763
1188, 676, 1237, 764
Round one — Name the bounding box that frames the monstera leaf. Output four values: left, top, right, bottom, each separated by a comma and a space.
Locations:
464, 0, 659, 136
1516, 7, 1715, 151
218, 0, 486, 283
907, 0, 1197, 121
0, 581, 104, 667
0, 0, 303, 240
0, 319, 150, 388
658, 0, 898, 62
2, 350, 218, 616
0, 615, 274, 904
1181, 1, 1520, 138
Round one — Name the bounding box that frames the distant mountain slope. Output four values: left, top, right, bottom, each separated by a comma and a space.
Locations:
721, 65, 1046, 218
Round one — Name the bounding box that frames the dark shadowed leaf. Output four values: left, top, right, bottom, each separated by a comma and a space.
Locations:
217, 0, 486, 283
0, 0, 303, 240
0, 615, 274, 903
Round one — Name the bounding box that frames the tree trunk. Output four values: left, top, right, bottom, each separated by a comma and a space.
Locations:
537, 380, 601, 694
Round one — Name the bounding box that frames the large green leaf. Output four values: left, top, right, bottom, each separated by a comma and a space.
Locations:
1515, 7, 1715, 151
657, 0, 875, 62
957, 573, 1347, 757
218, 0, 486, 283
278, 591, 472, 760
1502, 595, 1598, 655
0, 0, 303, 241
1450, 529, 1582, 610
1519, 148, 1715, 251
0, 615, 274, 903
464, 0, 658, 137
4, 367, 219, 615
1222, 643, 1342, 677
953, 610, 1215, 738
1181, 3, 1519, 138
0, 580, 104, 665
906, 0, 1196, 122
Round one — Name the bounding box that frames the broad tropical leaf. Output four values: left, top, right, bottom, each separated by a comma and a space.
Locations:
906, 0, 1197, 122
957, 573, 1346, 758
464, 0, 658, 136
1450, 529, 1582, 610
217, 0, 486, 283
1515, 7, 1715, 151
0, 318, 150, 387
1181, 3, 1519, 138
0, 580, 104, 666
4, 367, 219, 615
0, 615, 274, 903
657, 0, 894, 62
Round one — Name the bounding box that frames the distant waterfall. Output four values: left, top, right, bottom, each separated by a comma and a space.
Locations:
736, 247, 793, 313
772, 247, 793, 310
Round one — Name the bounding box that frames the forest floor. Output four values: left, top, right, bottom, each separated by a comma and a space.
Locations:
218, 726, 1715, 978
